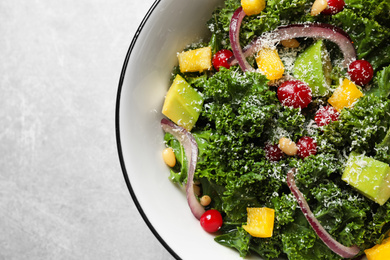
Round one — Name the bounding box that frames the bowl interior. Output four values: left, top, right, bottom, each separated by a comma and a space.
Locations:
116, 0, 257, 259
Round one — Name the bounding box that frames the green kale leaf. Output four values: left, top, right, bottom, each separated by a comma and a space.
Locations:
281, 211, 340, 260
249, 231, 283, 260
344, 0, 390, 27
375, 129, 390, 164
318, 95, 390, 157
368, 202, 390, 245
367, 65, 390, 99
164, 133, 188, 184
215, 226, 251, 257
311, 182, 371, 248
332, 9, 390, 59
366, 41, 390, 71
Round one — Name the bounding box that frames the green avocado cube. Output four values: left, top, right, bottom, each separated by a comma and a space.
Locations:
294, 40, 332, 97
162, 75, 203, 131
342, 152, 390, 205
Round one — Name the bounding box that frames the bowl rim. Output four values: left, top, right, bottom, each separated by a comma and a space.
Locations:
115, 1, 180, 259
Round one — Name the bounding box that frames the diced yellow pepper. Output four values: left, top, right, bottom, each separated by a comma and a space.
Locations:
365, 238, 390, 260
328, 78, 364, 112
242, 207, 275, 238
178, 46, 212, 73
256, 48, 285, 80
241, 0, 266, 16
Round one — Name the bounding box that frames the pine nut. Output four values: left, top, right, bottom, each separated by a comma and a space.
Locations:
162, 147, 176, 167
279, 137, 298, 156
311, 0, 328, 16
281, 39, 300, 48
193, 184, 201, 197
200, 195, 212, 206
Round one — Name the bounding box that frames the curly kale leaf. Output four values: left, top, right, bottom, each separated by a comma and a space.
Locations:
375, 130, 390, 164
346, 0, 390, 71
281, 211, 341, 260
215, 219, 283, 259
197, 67, 279, 141
310, 182, 371, 248
332, 9, 390, 59
221, 163, 285, 221
201, 68, 271, 106
269, 106, 307, 143
367, 65, 390, 99
368, 202, 390, 245
344, 0, 390, 27
206, 0, 322, 53
215, 226, 251, 257
199, 177, 225, 212
319, 95, 390, 157
366, 42, 390, 71
249, 230, 283, 260
194, 129, 267, 186
266, 0, 316, 24
272, 193, 297, 227
281, 157, 374, 257
207, 0, 279, 50
206, 0, 240, 51
289, 153, 343, 189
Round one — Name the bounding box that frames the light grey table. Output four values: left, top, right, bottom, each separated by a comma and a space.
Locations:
0, 1, 174, 259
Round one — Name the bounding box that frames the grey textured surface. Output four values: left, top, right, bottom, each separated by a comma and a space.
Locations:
0, 1, 174, 259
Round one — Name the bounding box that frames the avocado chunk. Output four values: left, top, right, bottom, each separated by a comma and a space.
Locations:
294, 40, 332, 97
162, 75, 203, 131
342, 152, 390, 205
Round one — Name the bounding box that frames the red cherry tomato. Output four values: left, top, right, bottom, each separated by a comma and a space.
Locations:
348, 60, 374, 86
212, 49, 233, 71
314, 106, 339, 127
321, 0, 345, 15
297, 136, 317, 159
265, 143, 283, 162
277, 80, 312, 109
200, 209, 223, 233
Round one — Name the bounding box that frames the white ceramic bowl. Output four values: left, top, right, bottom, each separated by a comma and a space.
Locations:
115, 0, 256, 259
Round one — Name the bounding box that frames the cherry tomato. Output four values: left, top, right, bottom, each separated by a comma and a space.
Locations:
212, 49, 233, 71
314, 106, 339, 127
200, 209, 223, 233
297, 136, 317, 159
321, 0, 345, 15
277, 80, 312, 109
348, 60, 374, 86
264, 143, 283, 162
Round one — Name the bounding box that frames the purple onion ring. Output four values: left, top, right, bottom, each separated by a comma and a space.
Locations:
161, 118, 205, 220
229, 7, 255, 72
229, 22, 356, 70
287, 168, 360, 258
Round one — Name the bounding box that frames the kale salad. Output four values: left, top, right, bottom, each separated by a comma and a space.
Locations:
160, 0, 390, 259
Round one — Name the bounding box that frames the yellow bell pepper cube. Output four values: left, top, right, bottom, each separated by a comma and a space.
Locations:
328, 78, 364, 112
242, 207, 275, 238
241, 0, 266, 16
178, 46, 212, 73
365, 238, 390, 260
256, 48, 285, 81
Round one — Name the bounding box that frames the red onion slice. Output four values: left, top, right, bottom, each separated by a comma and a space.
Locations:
286, 168, 360, 258
161, 118, 205, 220
229, 7, 255, 72
229, 23, 356, 69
